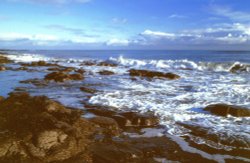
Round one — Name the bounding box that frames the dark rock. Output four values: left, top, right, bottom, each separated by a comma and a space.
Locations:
47, 67, 61, 71
98, 70, 115, 75
80, 86, 97, 94
0, 66, 6, 71
81, 61, 96, 66
111, 115, 132, 127
44, 72, 84, 82
21, 61, 58, 67
89, 116, 120, 136
0, 55, 12, 64
0, 96, 4, 102
229, 63, 248, 73
0, 92, 94, 162
129, 69, 180, 80
204, 103, 250, 117
75, 69, 86, 74
86, 108, 116, 117
20, 78, 48, 87
97, 61, 118, 67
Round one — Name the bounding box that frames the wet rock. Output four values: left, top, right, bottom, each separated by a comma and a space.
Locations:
81, 61, 96, 66
80, 86, 97, 94
0, 66, 6, 71
0, 55, 12, 64
0, 96, 4, 102
21, 61, 58, 67
97, 61, 118, 67
20, 78, 48, 87
111, 115, 132, 127
129, 69, 180, 80
89, 116, 120, 136
75, 68, 86, 74
229, 63, 248, 73
204, 103, 250, 117
86, 108, 116, 117
120, 112, 159, 127
98, 70, 115, 75
44, 72, 84, 82
0, 92, 94, 162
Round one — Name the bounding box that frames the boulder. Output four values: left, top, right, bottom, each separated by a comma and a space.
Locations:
0, 55, 12, 64
129, 69, 180, 80
229, 63, 248, 73
204, 103, 250, 117
0, 92, 94, 162
98, 70, 115, 75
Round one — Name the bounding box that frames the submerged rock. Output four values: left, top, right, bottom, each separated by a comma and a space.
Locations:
0, 92, 94, 162
80, 86, 97, 94
45, 71, 84, 82
204, 103, 250, 117
98, 70, 115, 75
129, 69, 180, 80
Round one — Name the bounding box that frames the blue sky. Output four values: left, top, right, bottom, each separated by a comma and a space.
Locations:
0, 0, 250, 50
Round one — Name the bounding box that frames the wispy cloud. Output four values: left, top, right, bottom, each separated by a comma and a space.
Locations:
168, 14, 187, 19
112, 18, 127, 24
45, 25, 85, 35
211, 5, 250, 22
106, 38, 129, 46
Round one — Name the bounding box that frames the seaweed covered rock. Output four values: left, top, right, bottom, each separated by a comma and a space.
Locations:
204, 103, 250, 117
0, 92, 94, 162
45, 71, 84, 82
129, 69, 180, 80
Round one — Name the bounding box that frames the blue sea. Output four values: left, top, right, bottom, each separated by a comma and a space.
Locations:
1, 50, 250, 161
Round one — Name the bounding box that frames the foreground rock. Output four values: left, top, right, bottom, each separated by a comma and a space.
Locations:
0, 92, 94, 162
0, 55, 12, 64
204, 103, 250, 117
129, 69, 180, 80
45, 71, 84, 82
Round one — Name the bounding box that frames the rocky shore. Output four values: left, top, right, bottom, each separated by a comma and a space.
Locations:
0, 53, 250, 162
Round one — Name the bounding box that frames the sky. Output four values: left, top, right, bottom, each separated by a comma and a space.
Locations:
0, 0, 250, 50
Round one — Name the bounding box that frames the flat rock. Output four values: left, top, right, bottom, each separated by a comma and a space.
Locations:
21, 61, 58, 67
129, 69, 180, 80
204, 103, 250, 117
80, 86, 97, 94
45, 71, 84, 82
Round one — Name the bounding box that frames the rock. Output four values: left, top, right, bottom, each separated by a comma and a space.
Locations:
120, 112, 159, 127
97, 61, 118, 67
111, 115, 132, 127
81, 61, 96, 66
0, 92, 94, 162
98, 70, 115, 75
44, 72, 84, 82
0, 66, 6, 71
20, 78, 48, 87
0, 96, 4, 102
75, 69, 86, 74
86, 108, 116, 117
129, 69, 180, 80
89, 116, 120, 136
21, 61, 58, 67
0, 55, 12, 64
229, 63, 248, 73
80, 86, 97, 94
204, 103, 250, 117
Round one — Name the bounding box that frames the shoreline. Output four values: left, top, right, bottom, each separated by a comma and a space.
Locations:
0, 53, 250, 162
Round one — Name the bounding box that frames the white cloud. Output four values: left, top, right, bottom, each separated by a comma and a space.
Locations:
211, 5, 250, 22
106, 38, 129, 46
141, 30, 175, 38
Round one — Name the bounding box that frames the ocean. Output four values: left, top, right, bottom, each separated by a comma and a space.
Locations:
1, 50, 250, 160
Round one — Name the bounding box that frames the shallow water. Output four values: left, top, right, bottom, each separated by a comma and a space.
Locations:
1, 50, 250, 161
